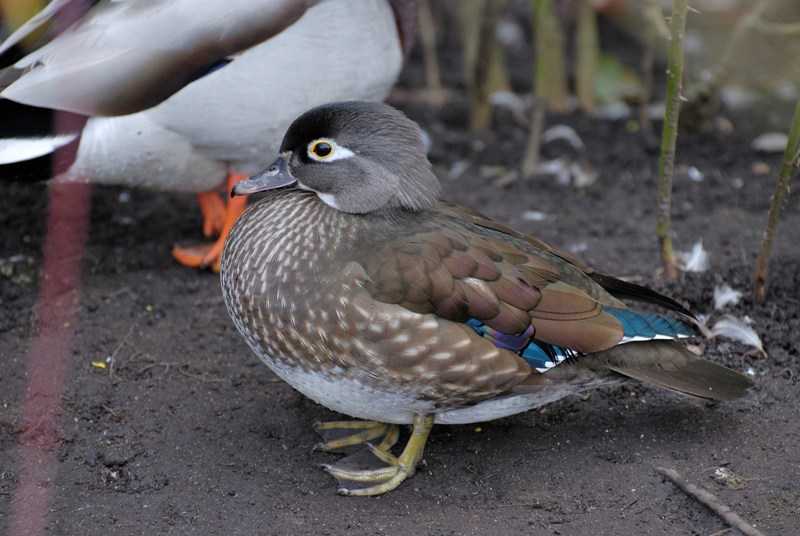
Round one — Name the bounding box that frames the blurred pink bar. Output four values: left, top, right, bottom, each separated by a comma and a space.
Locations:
8, 110, 90, 534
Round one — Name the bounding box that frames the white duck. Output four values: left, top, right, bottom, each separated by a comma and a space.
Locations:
0, 0, 415, 270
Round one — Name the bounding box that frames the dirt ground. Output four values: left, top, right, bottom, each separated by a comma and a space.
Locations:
2, 11, 799, 536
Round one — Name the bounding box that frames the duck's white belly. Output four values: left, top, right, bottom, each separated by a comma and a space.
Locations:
256, 350, 432, 424
61, 114, 227, 192
254, 348, 604, 426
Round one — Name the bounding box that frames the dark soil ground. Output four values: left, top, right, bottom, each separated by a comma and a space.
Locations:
2, 10, 799, 536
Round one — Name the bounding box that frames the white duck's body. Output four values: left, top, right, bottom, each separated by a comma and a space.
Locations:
1, 0, 406, 193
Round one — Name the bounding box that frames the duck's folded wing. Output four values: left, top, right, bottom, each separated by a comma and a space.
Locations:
1, 0, 312, 115
359, 219, 637, 355
446, 201, 697, 319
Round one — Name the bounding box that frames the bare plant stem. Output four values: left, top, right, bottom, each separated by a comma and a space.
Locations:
753, 98, 800, 300
521, 0, 567, 175
656, 0, 688, 280
533, 0, 568, 113
638, 0, 667, 144
464, 0, 507, 132
575, 0, 598, 115
418, 0, 444, 100
639, 36, 655, 141
521, 97, 547, 177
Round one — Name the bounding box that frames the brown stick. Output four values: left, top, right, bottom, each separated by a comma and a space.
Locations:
521, 97, 547, 178
655, 467, 766, 536
467, 0, 506, 132
417, 0, 444, 100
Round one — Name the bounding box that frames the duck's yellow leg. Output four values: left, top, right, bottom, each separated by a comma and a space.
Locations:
320, 414, 435, 496
314, 420, 400, 454
172, 173, 250, 271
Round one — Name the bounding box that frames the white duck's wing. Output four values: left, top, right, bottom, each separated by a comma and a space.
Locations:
0, 0, 314, 116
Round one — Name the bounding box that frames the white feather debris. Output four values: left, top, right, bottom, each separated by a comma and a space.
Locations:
489, 91, 528, 124
597, 102, 631, 120
0, 134, 78, 164
542, 125, 585, 151
675, 240, 710, 272
522, 210, 548, 222
713, 283, 743, 310
710, 315, 765, 356
496, 16, 526, 48
646, 102, 666, 119
751, 132, 788, 153
448, 160, 470, 180
537, 158, 598, 188
538, 158, 569, 182
568, 242, 588, 254
687, 166, 704, 182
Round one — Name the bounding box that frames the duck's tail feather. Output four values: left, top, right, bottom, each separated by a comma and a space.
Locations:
0, 133, 78, 165
599, 340, 754, 401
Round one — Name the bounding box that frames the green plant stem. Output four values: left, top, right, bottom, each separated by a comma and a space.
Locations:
656, 0, 689, 280
463, 0, 507, 132
753, 98, 800, 300
533, 0, 568, 113
575, 0, 598, 115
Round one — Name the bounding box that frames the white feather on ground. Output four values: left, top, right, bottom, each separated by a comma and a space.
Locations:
713, 283, 743, 310
676, 240, 710, 272
710, 315, 765, 356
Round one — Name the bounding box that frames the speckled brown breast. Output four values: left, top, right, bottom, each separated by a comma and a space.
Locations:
220, 191, 535, 422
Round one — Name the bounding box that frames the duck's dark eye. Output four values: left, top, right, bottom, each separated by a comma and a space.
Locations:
306, 138, 355, 162
310, 140, 332, 158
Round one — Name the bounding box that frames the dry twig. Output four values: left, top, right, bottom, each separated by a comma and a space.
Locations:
108, 321, 136, 383
655, 466, 765, 536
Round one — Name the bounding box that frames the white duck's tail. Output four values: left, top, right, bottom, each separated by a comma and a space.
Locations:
0, 133, 77, 165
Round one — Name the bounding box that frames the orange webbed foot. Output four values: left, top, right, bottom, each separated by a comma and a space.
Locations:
173, 173, 250, 272
196, 191, 227, 237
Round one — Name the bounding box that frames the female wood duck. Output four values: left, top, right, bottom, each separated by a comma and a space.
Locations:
0, 0, 415, 270
220, 101, 753, 496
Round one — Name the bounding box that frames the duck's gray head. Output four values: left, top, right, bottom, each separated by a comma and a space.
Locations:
232, 101, 441, 213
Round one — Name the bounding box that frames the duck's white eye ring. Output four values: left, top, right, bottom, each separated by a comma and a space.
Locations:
306, 138, 355, 162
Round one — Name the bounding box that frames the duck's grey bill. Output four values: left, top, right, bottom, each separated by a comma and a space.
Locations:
231, 156, 296, 197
